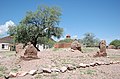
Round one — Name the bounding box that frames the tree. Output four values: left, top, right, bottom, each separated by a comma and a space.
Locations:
82, 33, 100, 47
8, 5, 63, 49
109, 39, 120, 48
37, 37, 56, 48
8, 25, 16, 36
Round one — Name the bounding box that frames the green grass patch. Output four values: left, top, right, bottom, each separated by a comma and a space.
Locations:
0, 66, 8, 77
86, 69, 96, 75
0, 72, 3, 77
82, 47, 99, 53
0, 66, 8, 72
11, 66, 19, 72
80, 69, 96, 75
60, 59, 72, 64
2, 51, 16, 57
52, 48, 63, 51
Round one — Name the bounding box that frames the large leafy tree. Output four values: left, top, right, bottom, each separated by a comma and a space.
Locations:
9, 5, 63, 49
82, 33, 100, 47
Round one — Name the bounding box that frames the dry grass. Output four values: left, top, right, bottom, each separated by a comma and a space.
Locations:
0, 48, 120, 79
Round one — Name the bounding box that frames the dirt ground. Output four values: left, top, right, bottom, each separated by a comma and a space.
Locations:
0, 48, 120, 79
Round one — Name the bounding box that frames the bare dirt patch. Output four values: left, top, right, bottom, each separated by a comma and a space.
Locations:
0, 48, 120, 79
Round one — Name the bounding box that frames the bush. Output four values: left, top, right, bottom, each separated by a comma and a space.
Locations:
108, 45, 116, 49
109, 39, 120, 49
117, 46, 120, 49
48, 39, 56, 48
58, 38, 73, 43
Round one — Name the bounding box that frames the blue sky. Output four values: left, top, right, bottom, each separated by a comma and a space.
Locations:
0, 0, 120, 44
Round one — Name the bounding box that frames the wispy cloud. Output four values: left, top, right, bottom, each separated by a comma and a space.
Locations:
72, 35, 78, 39
0, 20, 15, 36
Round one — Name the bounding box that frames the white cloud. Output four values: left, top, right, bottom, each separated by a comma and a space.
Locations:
72, 35, 78, 39
0, 20, 15, 36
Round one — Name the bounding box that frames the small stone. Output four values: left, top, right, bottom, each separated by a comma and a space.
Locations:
104, 62, 110, 65
113, 61, 120, 64
96, 61, 105, 65
51, 68, 60, 72
95, 61, 102, 65
107, 56, 110, 58
77, 63, 86, 68
17, 65, 21, 68
84, 64, 90, 67
51, 63, 56, 67
89, 63, 96, 67
67, 65, 76, 70
37, 69, 43, 74
42, 68, 52, 73
70, 49, 75, 52
9, 72, 17, 77
60, 66, 67, 73
17, 71, 28, 77
116, 61, 120, 64
101, 62, 105, 65
28, 70, 37, 75
110, 61, 113, 64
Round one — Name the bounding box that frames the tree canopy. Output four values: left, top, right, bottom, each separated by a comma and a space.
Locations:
81, 32, 100, 47
110, 39, 120, 48
8, 5, 63, 48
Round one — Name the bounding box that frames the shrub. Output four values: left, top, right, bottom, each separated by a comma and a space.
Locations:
108, 45, 116, 49
58, 38, 73, 43
109, 39, 120, 49
117, 46, 120, 49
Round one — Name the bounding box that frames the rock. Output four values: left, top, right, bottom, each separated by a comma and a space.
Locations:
51, 63, 56, 67
96, 61, 105, 65
101, 62, 105, 65
70, 49, 75, 52
24, 42, 38, 58
60, 66, 67, 73
0, 56, 2, 59
110, 61, 113, 64
67, 65, 76, 70
71, 39, 82, 52
116, 61, 120, 64
42, 68, 52, 73
108, 45, 116, 49
113, 61, 120, 64
9, 72, 17, 77
77, 63, 86, 68
104, 62, 110, 65
17, 71, 28, 77
37, 68, 43, 74
37, 70, 43, 74
51, 68, 60, 72
20, 42, 38, 60
89, 62, 96, 67
16, 43, 24, 53
93, 40, 107, 57
107, 56, 110, 58
28, 70, 37, 75
84, 64, 90, 67
95, 61, 103, 65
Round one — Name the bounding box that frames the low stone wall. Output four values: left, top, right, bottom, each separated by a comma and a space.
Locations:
54, 43, 71, 48
7, 60, 120, 78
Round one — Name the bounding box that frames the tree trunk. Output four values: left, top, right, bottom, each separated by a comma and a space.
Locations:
31, 38, 40, 51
